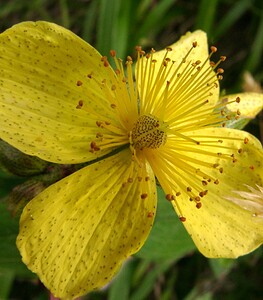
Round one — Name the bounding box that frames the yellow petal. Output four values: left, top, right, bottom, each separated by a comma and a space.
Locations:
145, 128, 263, 257
155, 31, 210, 67
225, 184, 263, 218
222, 92, 263, 118
136, 30, 219, 118
16, 149, 156, 299
0, 21, 127, 163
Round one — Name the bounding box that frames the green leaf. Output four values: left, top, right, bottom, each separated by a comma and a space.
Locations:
135, 0, 175, 43
0, 202, 33, 278
59, 0, 70, 28
184, 289, 213, 300
112, 0, 132, 59
244, 15, 263, 73
195, 0, 219, 36
0, 269, 15, 300
213, 0, 252, 40
137, 187, 196, 261
108, 259, 137, 300
209, 258, 236, 278
96, 0, 121, 55
130, 260, 172, 300
82, 0, 99, 42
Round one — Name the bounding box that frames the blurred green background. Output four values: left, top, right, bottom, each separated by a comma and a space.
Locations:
0, 0, 262, 299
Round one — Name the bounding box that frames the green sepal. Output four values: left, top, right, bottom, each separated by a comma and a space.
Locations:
224, 115, 252, 129
0, 140, 48, 177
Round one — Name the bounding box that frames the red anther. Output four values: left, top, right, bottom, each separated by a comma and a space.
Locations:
217, 68, 224, 74
76, 100, 84, 109
141, 193, 148, 199
110, 50, 116, 57
211, 46, 217, 53
244, 137, 249, 144
166, 194, 173, 201
196, 202, 202, 209
147, 211, 154, 218
96, 121, 103, 127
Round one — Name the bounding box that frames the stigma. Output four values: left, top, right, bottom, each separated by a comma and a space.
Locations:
131, 114, 168, 150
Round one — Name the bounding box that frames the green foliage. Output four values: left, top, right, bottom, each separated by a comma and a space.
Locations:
0, 202, 33, 277
137, 187, 196, 261
0, 0, 262, 299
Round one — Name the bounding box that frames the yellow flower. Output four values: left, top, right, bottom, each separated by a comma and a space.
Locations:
0, 21, 263, 299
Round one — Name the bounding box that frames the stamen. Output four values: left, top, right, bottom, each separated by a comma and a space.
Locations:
140, 42, 200, 115
73, 38, 250, 225
101, 56, 110, 67
147, 212, 154, 218
76, 100, 84, 109
141, 193, 148, 199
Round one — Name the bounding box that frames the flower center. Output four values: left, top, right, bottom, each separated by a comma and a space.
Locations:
131, 114, 168, 150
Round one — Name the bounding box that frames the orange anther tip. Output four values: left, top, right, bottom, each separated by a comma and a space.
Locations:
211, 46, 217, 52
110, 50, 116, 57
196, 202, 202, 209
104, 61, 109, 67
76, 100, 84, 109
217, 68, 224, 74
166, 194, 173, 201
147, 212, 154, 218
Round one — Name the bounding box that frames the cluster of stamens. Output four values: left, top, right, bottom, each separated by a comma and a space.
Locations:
73, 39, 251, 223
133, 42, 249, 221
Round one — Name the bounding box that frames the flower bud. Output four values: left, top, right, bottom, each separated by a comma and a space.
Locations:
0, 140, 48, 177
